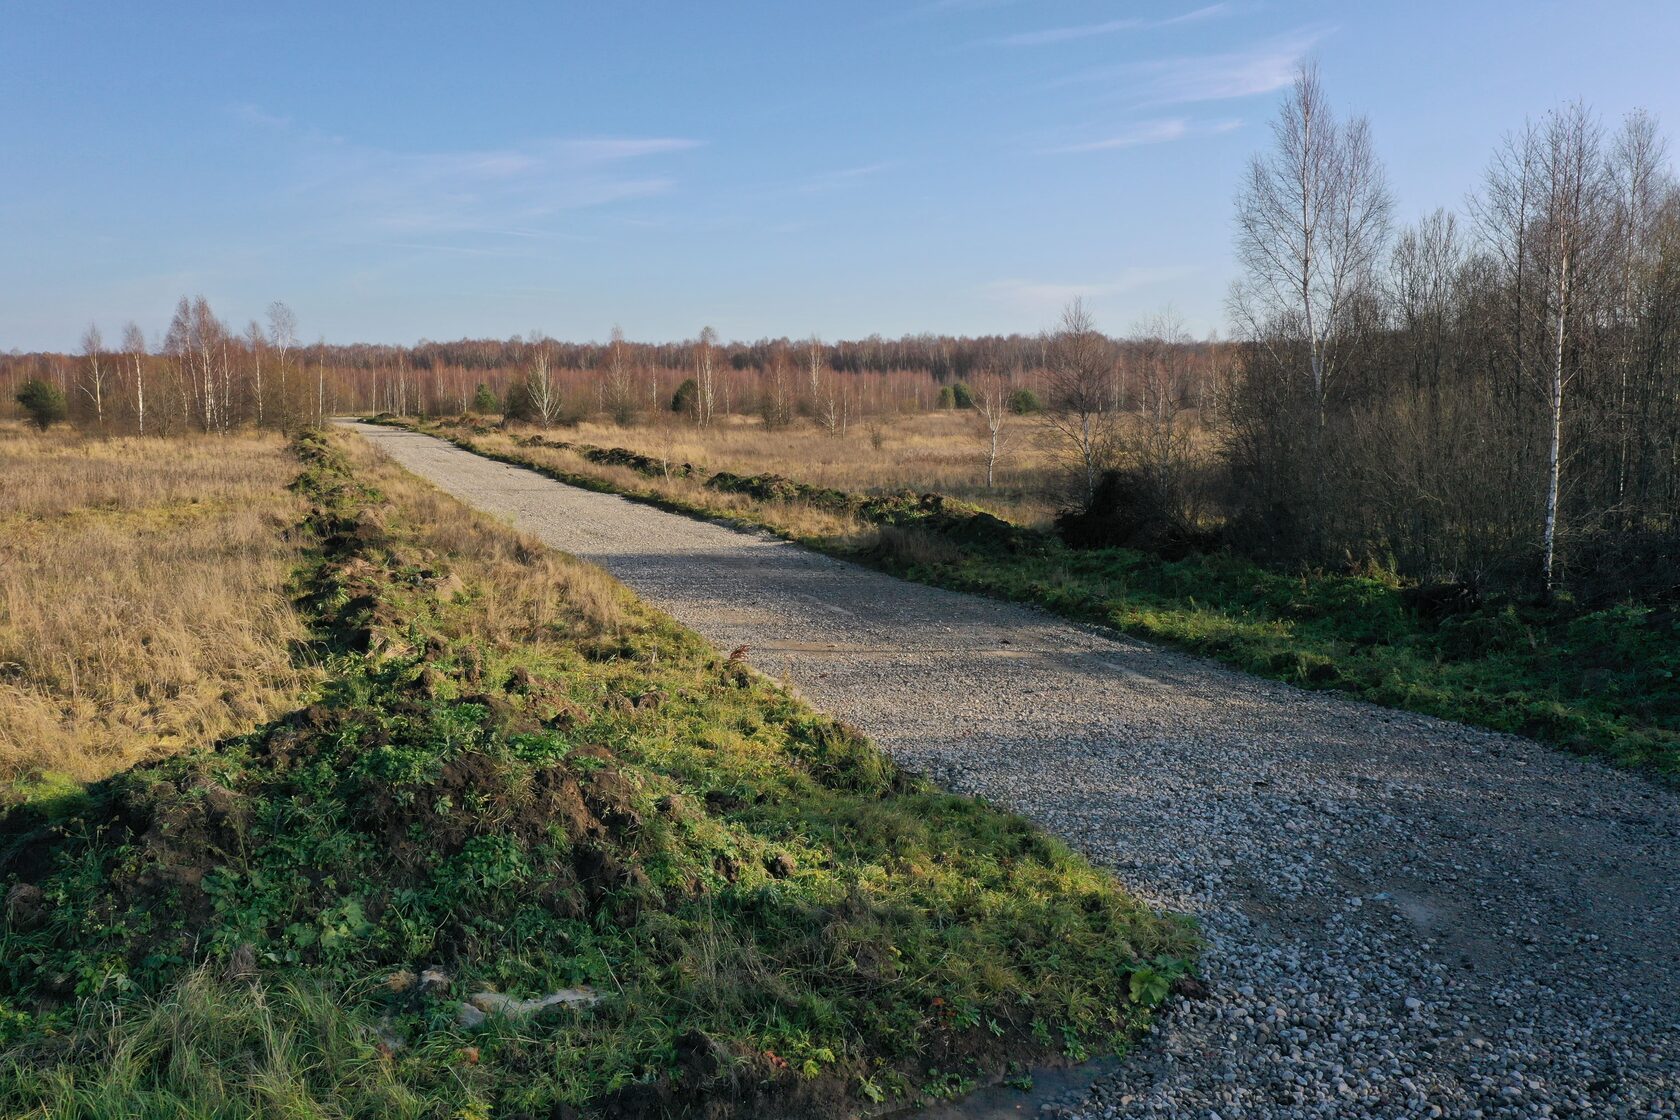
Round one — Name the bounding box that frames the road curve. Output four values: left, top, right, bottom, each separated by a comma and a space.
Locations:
348, 421, 1679, 1120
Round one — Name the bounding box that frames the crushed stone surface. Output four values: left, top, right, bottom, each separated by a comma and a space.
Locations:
350, 423, 1680, 1119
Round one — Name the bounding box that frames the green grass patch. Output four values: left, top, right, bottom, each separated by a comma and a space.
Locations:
0, 430, 1196, 1118
387, 417, 1680, 784
924, 550, 1680, 779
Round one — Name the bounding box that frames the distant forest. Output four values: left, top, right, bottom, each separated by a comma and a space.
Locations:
0, 324, 1224, 427
7, 68, 1678, 604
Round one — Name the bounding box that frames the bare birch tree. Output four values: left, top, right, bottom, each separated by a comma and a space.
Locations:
1232, 63, 1392, 424
267, 301, 297, 426
693, 326, 718, 427
244, 321, 266, 426
806, 335, 825, 400
761, 344, 794, 428
120, 322, 146, 435
1129, 309, 1198, 526
525, 332, 561, 428
314, 339, 327, 425
970, 371, 1013, 488
804, 335, 843, 434
604, 325, 636, 424
164, 296, 227, 433
1535, 103, 1607, 598
1607, 111, 1669, 515
1043, 298, 1117, 503
78, 324, 109, 431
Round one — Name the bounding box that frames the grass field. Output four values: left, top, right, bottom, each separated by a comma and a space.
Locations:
0, 430, 1197, 1117
567, 411, 1067, 527
396, 415, 1680, 783
0, 425, 315, 806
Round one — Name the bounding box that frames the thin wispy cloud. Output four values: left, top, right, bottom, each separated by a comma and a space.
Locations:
728, 162, 895, 207
229, 103, 295, 131
1050, 116, 1242, 153
1058, 27, 1330, 105
987, 4, 1229, 48
231, 106, 703, 240
562, 138, 702, 161
797, 162, 892, 193
313, 139, 699, 234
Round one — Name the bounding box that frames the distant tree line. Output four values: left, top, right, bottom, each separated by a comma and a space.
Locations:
5, 298, 325, 435
304, 331, 1112, 379
9, 67, 1673, 605
2, 317, 1228, 439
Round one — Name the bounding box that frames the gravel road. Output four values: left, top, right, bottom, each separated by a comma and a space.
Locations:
350, 422, 1680, 1120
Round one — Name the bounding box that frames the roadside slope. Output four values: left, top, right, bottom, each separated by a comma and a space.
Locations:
2, 432, 1193, 1118
350, 421, 1680, 1119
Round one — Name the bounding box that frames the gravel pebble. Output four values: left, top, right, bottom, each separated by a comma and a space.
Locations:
353, 423, 1680, 1119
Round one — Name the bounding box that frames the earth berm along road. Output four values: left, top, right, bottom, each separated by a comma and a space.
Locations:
349, 421, 1679, 1120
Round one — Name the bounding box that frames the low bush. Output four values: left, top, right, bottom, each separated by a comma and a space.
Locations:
1054, 468, 1217, 558
13, 380, 66, 431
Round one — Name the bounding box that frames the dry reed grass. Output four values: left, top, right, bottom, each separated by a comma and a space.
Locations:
0, 427, 313, 798
563, 411, 1064, 526
463, 430, 880, 545
339, 436, 632, 641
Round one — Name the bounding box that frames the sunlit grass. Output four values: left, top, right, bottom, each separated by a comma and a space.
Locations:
0, 427, 314, 802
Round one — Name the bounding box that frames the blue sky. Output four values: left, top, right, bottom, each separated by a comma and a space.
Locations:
4, 1, 1676, 350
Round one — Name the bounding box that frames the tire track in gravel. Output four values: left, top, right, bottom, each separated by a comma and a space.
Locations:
347, 422, 1680, 1120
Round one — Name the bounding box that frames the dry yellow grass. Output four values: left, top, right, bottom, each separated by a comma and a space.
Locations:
0, 426, 314, 798
563, 411, 1064, 526
460, 429, 881, 545
338, 435, 631, 641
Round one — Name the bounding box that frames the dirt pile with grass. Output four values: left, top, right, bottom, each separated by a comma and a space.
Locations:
0, 431, 1196, 1117
400, 419, 1051, 561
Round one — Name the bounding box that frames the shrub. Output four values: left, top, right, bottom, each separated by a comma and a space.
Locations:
1007, 388, 1042, 415
470, 383, 499, 414
502, 378, 535, 423
14, 380, 67, 431
1055, 469, 1215, 558
935, 382, 974, 409
671, 377, 699, 414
